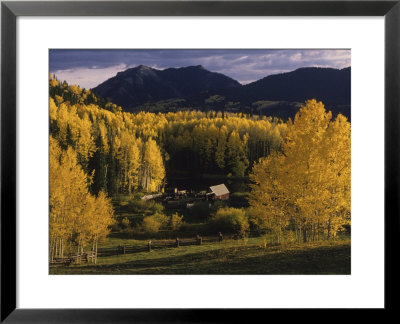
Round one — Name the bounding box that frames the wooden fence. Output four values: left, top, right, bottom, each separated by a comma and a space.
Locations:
97, 236, 223, 257
50, 235, 224, 267
50, 251, 96, 268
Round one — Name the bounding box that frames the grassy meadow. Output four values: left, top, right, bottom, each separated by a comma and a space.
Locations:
50, 236, 350, 275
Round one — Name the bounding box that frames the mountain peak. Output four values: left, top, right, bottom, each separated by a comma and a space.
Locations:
167, 65, 206, 71
93, 64, 240, 110
136, 64, 151, 70
116, 65, 151, 76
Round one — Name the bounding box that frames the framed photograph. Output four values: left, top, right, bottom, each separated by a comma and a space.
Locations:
1, 0, 398, 321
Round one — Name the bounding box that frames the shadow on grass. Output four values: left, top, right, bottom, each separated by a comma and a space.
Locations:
52, 243, 350, 275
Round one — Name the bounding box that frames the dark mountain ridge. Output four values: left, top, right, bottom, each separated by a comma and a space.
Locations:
92, 65, 351, 120
237, 66, 351, 106
92, 64, 240, 109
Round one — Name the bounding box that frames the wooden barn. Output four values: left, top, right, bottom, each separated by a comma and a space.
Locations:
209, 184, 230, 200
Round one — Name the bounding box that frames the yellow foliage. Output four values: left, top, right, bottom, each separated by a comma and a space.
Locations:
170, 212, 184, 231
141, 138, 165, 192
249, 100, 351, 241
49, 137, 114, 258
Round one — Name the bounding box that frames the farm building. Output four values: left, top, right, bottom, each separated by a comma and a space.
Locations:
209, 184, 230, 200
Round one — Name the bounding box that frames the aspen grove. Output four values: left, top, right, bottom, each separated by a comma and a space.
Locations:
249, 100, 351, 243
49, 76, 350, 259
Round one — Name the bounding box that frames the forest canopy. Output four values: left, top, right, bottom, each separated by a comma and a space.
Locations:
49, 76, 351, 258
49, 75, 287, 196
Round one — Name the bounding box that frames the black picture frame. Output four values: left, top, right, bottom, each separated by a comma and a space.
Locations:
1, 0, 399, 322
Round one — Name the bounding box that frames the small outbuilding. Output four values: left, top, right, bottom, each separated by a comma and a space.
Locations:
209, 184, 230, 200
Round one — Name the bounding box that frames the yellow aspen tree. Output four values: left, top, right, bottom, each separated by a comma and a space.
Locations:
226, 130, 249, 176
85, 191, 114, 263
249, 100, 351, 242
319, 113, 351, 238
249, 152, 290, 242
49, 137, 91, 259
74, 113, 96, 172
215, 125, 228, 170
140, 138, 165, 192
116, 131, 141, 193
50, 137, 114, 260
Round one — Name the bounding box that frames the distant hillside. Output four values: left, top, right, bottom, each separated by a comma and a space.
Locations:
232, 67, 351, 106
92, 65, 241, 109
92, 65, 351, 120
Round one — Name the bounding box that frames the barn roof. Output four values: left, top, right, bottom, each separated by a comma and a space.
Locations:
209, 184, 229, 196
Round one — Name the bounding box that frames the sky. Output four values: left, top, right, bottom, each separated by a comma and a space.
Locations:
50, 49, 351, 89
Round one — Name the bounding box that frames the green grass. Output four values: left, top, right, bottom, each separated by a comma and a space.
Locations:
50, 237, 350, 275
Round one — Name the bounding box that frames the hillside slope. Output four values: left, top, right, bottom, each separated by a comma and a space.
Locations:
92, 65, 241, 109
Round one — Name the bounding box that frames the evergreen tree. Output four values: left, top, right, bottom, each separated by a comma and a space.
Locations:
90, 135, 108, 195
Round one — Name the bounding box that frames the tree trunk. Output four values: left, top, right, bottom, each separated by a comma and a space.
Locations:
50, 237, 55, 261
55, 238, 58, 258
92, 241, 95, 263
95, 237, 98, 264
303, 227, 307, 243
327, 218, 332, 239
61, 238, 64, 259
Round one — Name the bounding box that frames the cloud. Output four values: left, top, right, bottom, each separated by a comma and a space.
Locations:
289, 52, 303, 62
50, 49, 351, 87
52, 63, 128, 89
